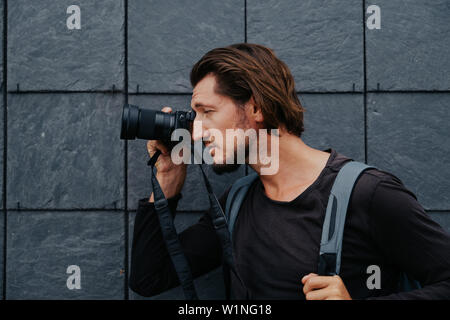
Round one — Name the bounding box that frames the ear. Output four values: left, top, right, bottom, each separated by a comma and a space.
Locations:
247, 97, 264, 123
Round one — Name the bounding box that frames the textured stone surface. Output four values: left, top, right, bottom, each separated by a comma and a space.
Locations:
127, 95, 245, 211
366, 0, 450, 91
7, 94, 125, 209
299, 94, 365, 162
0, 1, 3, 299
128, 0, 244, 93
0, 0, 3, 90
247, 0, 364, 92
6, 211, 125, 299
8, 0, 124, 91
367, 93, 450, 210
128, 211, 226, 300
0, 90, 3, 209
0, 1, 3, 210
428, 212, 450, 234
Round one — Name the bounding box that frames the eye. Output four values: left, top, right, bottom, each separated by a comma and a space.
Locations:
204, 110, 212, 114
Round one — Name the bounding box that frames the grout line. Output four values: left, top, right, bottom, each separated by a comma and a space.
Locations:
363, 0, 368, 164
123, 0, 129, 300
244, 0, 247, 176
5, 207, 448, 213
6, 89, 450, 96
7, 89, 124, 94
7, 208, 125, 212
244, 0, 247, 43
366, 90, 450, 94
129, 91, 192, 96
128, 90, 450, 95
2, 0, 7, 300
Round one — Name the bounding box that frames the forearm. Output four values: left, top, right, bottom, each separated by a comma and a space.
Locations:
129, 195, 181, 297
129, 194, 224, 297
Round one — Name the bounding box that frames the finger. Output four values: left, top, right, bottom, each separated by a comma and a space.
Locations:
154, 140, 169, 155
147, 140, 169, 156
303, 276, 333, 294
161, 106, 173, 113
301, 273, 318, 285
305, 288, 329, 300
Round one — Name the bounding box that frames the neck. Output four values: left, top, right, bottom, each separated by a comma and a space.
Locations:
249, 132, 331, 201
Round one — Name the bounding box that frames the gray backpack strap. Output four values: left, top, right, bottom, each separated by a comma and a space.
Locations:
318, 161, 375, 276
225, 173, 259, 240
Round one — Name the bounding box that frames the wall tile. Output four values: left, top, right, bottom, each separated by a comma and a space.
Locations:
366, 0, 450, 91
6, 211, 125, 299
300, 94, 365, 162
428, 212, 450, 234
128, 0, 244, 93
367, 93, 450, 210
7, 94, 124, 209
248, 0, 364, 92
8, 0, 124, 91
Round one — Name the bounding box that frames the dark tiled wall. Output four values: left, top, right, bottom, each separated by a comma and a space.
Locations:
1, 0, 449, 299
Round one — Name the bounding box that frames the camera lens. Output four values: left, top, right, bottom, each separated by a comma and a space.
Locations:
120, 104, 195, 141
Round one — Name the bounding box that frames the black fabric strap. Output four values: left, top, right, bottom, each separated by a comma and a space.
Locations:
148, 150, 198, 300
198, 166, 234, 268
198, 165, 249, 299
147, 146, 248, 299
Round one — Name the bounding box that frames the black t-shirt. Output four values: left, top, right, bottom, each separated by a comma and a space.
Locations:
129, 149, 450, 299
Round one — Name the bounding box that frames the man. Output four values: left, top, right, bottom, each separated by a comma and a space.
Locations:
129, 43, 450, 299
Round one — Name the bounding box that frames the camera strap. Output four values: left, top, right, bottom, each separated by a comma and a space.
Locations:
197, 165, 250, 299
148, 150, 198, 300
148, 148, 249, 300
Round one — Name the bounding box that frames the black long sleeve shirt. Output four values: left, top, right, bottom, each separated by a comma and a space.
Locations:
129, 149, 450, 299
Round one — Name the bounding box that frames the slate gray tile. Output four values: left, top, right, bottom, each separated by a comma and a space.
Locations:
366, 0, 450, 91
128, 0, 244, 93
128, 211, 225, 300
247, 0, 364, 92
0, 0, 3, 89
0, 2, 3, 209
0, 91, 3, 209
428, 212, 450, 234
7, 94, 125, 209
299, 94, 365, 162
367, 93, 450, 210
8, 0, 124, 91
6, 211, 125, 299
127, 95, 244, 211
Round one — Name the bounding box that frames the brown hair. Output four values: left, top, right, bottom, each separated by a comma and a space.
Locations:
190, 43, 305, 136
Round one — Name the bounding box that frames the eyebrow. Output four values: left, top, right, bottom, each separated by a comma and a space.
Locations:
192, 103, 215, 110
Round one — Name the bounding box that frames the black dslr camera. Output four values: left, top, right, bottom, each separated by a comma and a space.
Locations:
120, 104, 196, 145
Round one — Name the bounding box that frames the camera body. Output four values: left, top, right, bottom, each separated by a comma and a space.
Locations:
120, 104, 196, 145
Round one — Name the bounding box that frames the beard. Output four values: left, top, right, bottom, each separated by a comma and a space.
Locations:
211, 162, 241, 175
210, 106, 253, 175
211, 141, 250, 175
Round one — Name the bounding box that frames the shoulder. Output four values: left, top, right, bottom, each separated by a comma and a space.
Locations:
328, 149, 417, 210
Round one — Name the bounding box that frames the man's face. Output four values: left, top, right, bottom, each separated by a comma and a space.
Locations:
191, 74, 250, 173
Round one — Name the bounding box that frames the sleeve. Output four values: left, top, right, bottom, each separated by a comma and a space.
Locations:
366, 174, 450, 299
128, 189, 230, 297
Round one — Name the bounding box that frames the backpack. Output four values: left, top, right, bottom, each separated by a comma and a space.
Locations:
224, 161, 421, 297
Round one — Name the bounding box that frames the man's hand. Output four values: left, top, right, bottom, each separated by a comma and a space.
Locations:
301, 273, 352, 300
147, 107, 187, 202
